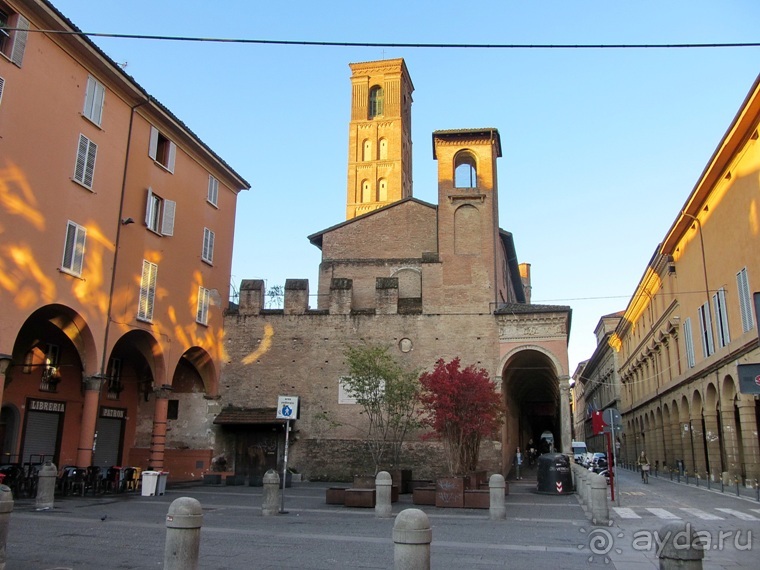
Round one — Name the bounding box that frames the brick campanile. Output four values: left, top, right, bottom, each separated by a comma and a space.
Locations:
346, 59, 414, 220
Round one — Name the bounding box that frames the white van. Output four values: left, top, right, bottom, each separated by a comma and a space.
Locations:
571, 441, 587, 462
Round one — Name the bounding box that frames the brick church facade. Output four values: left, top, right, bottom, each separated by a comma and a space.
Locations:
215, 59, 572, 481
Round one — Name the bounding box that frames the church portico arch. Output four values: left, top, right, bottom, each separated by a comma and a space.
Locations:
500, 345, 571, 472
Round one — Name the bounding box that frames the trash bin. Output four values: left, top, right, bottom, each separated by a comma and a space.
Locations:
157, 471, 169, 495
536, 453, 574, 495
141, 471, 160, 496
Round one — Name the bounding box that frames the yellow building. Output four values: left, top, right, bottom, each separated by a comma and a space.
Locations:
615, 73, 760, 485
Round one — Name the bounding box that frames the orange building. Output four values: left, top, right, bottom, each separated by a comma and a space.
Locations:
0, 0, 249, 482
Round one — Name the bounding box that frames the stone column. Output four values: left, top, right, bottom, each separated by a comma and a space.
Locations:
559, 376, 572, 454
681, 421, 695, 474
661, 419, 672, 470
719, 405, 741, 481
76, 375, 105, 467
736, 398, 759, 484
652, 419, 664, 470
149, 386, 172, 470
0, 355, 11, 410
702, 410, 722, 481
689, 414, 707, 477
670, 418, 684, 473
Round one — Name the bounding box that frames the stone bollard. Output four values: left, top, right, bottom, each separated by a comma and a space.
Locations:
164, 497, 203, 570
35, 461, 57, 511
261, 469, 280, 516
590, 473, 609, 526
375, 471, 393, 518
489, 474, 506, 520
0, 485, 13, 570
393, 508, 431, 570
578, 468, 589, 508
657, 521, 704, 570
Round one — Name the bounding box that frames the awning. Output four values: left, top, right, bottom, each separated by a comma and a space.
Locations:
213, 407, 285, 425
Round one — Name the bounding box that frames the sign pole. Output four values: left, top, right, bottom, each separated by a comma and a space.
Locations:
280, 418, 290, 514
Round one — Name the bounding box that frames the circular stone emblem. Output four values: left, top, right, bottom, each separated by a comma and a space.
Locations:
399, 338, 413, 353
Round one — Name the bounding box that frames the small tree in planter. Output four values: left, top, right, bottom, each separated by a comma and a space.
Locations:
418, 357, 504, 477
341, 344, 420, 474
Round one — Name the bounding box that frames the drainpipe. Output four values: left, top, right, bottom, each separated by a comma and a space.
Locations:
100, 97, 150, 376
681, 211, 711, 309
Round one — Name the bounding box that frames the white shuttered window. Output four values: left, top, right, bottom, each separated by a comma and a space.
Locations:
137, 260, 158, 322
737, 267, 754, 333
83, 75, 105, 125
144, 188, 176, 236
74, 134, 97, 189
202, 228, 215, 264
61, 221, 86, 276
196, 286, 210, 325
713, 288, 730, 349
683, 318, 696, 369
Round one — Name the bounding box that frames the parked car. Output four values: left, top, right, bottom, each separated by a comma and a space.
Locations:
591, 452, 606, 465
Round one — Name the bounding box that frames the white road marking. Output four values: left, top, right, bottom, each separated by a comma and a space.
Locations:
715, 508, 759, 521
680, 508, 724, 520
646, 508, 681, 519
612, 507, 641, 519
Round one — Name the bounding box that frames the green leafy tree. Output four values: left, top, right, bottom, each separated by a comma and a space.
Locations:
418, 357, 504, 476
265, 285, 284, 308
341, 344, 420, 473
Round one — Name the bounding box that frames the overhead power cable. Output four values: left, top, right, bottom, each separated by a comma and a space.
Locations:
23, 29, 760, 49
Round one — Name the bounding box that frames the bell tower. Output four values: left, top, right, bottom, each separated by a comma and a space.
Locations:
346, 59, 414, 220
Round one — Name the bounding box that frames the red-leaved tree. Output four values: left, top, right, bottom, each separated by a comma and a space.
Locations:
418, 358, 504, 476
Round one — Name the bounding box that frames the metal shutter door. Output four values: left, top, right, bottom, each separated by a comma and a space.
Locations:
93, 417, 123, 470
22, 411, 60, 464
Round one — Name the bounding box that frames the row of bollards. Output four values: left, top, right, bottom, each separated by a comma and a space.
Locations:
570, 463, 608, 525
0, 466, 712, 570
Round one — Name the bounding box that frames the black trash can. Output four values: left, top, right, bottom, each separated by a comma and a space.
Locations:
536, 453, 574, 495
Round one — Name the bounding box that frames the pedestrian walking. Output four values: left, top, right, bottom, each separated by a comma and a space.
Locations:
515, 447, 523, 480
637, 450, 650, 482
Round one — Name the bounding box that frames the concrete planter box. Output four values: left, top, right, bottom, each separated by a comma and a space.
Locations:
412, 486, 436, 505
436, 477, 465, 508
344, 488, 375, 507
325, 487, 347, 504
464, 489, 490, 509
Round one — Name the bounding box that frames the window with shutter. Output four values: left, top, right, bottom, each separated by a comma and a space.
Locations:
83, 75, 105, 126
61, 221, 86, 276
713, 288, 730, 348
737, 267, 754, 332
0, 10, 28, 67
697, 303, 714, 357
144, 188, 175, 236
137, 260, 158, 322
0, 76, 5, 106
148, 125, 176, 173
683, 318, 695, 369
202, 228, 215, 264
73, 134, 97, 189
207, 175, 219, 207
196, 286, 210, 325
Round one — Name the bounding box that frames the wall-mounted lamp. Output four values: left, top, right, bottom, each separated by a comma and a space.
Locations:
121, 217, 135, 225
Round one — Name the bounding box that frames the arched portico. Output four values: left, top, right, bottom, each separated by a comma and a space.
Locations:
500, 346, 571, 471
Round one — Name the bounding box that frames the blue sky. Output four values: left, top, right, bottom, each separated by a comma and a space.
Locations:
51, 0, 760, 374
